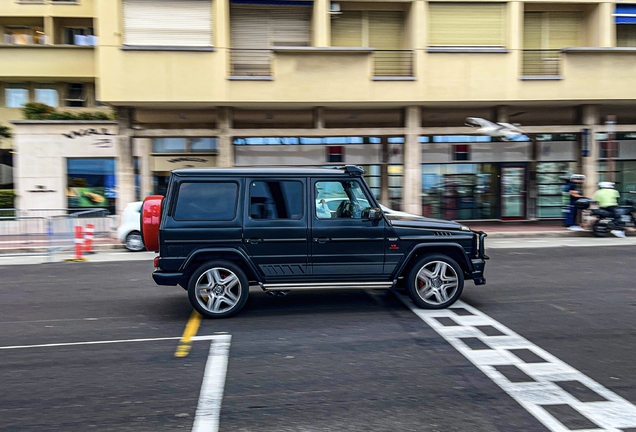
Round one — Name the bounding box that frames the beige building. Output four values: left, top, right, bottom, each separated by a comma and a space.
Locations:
4, 0, 636, 219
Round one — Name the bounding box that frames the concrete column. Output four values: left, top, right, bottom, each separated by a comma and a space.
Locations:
598, 2, 614, 47
509, 2, 523, 76
116, 107, 136, 213
138, 138, 152, 198
403, 106, 422, 214
313, 0, 330, 46
380, 137, 389, 205
581, 105, 600, 198
496, 105, 509, 123
214, 0, 230, 48
217, 107, 234, 168
314, 107, 325, 129
44, 16, 54, 45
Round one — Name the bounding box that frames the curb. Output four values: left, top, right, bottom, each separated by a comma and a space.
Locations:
0, 243, 126, 255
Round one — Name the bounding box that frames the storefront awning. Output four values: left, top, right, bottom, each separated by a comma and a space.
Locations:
615, 4, 636, 23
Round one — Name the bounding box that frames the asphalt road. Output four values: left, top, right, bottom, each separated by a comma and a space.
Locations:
0, 246, 635, 431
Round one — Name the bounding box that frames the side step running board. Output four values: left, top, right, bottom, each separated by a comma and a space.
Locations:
260, 281, 394, 291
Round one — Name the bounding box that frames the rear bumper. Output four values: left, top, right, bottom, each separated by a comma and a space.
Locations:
152, 271, 183, 286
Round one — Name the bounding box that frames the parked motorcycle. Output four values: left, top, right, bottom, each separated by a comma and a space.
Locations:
576, 193, 636, 237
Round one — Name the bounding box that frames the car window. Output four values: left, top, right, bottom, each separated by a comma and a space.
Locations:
174, 182, 238, 221
249, 181, 303, 220
315, 180, 371, 219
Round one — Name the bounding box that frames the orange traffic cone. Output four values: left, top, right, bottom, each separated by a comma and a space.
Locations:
84, 224, 95, 255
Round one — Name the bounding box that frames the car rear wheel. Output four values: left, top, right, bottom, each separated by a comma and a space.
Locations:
125, 231, 145, 251
187, 261, 249, 319
406, 254, 464, 309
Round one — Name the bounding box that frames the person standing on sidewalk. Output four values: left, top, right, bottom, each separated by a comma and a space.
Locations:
592, 181, 625, 238
565, 174, 585, 231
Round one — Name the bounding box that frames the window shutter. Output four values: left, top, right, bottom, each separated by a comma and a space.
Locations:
523, 12, 543, 49
230, 7, 271, 74
270, 8, 311, 46
617, 25, 636, 47
428, 3, 506, 46
331, 11, 363, 47
368, 11, 404, 50
546, 12, 582, 49
123, 0, 213, 47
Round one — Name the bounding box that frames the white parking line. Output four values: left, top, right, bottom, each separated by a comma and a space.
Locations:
192, 334, 232, 432
398, 295, 636, 432
0, 334, 223, 350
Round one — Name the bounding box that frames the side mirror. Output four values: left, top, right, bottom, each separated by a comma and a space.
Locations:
367, 207, 383, 221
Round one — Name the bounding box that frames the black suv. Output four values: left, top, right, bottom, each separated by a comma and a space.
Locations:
142, 166, 488, 318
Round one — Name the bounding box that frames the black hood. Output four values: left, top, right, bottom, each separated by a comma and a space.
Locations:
385, 212, 463, 231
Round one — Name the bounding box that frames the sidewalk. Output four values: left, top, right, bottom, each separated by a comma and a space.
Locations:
462, 220, 601, 238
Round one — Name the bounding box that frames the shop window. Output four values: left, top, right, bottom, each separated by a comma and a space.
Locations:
600, 142, 619, 159
152, 137, 217, 153
249, 181, 303, 220
536, 162, 576, 218
67, 158, 116, 212
453, 145, 470, 161
134, 157, 141, 201
65, 83, 87, 107
5, 88, 29, 108
35, 87, 59, 108
326, 146, 344, 163
174, 182, 238, 221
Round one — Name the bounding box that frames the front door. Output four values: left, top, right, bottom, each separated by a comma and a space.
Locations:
310, 178, 386, 276
243, 178, 309, 279
501, 166, 526, 219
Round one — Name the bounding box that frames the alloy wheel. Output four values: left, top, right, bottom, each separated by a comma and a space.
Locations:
415, 261, 459, 306
194, 267, 242, 314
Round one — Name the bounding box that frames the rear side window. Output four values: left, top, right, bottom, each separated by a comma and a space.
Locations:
249, 181, 303, 220
174, 182, 238, 221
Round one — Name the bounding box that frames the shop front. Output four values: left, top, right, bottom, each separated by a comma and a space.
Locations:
12, 121, 120, 213
234, 136, 404, 209
420, 134, 578, 221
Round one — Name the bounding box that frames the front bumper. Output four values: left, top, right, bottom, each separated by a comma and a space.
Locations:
152, 271, 183, 286
470, 230, 488, 285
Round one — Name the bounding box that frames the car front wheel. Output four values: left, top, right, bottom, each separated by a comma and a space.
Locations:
187, 261, 249, 319
406, 254, 464, 309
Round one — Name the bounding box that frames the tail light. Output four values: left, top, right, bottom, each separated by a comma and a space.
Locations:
141, 195, 164, 253
154, 256, 159, 270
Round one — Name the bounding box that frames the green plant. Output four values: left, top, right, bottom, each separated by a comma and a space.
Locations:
0, 125, 10, 140
0, 190, 15, 209
23, 102, 56, 120
22, 103, 114, 121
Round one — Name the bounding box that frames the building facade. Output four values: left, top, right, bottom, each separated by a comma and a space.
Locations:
5, 0, 636, 218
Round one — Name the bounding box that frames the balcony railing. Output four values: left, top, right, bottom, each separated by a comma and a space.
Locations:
230, 49, 272, 77
522, 49, 561, 77
373, 50, 414, 78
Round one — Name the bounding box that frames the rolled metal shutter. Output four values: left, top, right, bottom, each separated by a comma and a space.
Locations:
230, 7, 270, 75
546, 12, 582, 49
523, 12, 542, 49
368, 11, 403, 49
270, 8, 311, 46
617, 25, 636, 47
428, 3, 506, 46
331, 11, 363, 47
123, 0, 213, 47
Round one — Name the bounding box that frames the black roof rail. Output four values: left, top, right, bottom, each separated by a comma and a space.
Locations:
332, 165, 365, 177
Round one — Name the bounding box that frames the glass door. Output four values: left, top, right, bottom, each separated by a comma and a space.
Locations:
501, 166, 526, 219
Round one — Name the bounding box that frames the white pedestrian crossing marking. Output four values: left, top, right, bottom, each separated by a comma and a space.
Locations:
399, 296, 636, 432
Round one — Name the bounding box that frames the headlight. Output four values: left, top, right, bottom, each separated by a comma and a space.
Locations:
460, 225, 471, 231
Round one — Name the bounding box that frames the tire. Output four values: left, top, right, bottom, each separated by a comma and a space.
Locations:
125, 231, 146, 252
592, 221, 610, 237
187, 260, 249, 319
406, 254, 464, 309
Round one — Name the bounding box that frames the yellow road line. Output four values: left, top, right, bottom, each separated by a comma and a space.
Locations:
175, 310, 202, 358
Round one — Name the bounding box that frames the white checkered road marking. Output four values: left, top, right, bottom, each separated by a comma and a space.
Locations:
398, 296, 636, 432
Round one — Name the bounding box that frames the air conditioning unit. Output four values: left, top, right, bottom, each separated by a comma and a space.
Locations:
329, 2, 342, 15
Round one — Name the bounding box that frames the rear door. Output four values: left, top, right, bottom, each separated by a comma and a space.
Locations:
243, 178, 309, 279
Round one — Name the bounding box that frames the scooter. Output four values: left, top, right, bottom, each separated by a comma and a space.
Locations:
576, 193, 636, 237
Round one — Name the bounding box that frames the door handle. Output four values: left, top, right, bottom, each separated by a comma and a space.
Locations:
314, 237, 331, 243
247, 238, 263, 244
